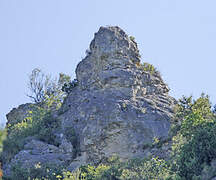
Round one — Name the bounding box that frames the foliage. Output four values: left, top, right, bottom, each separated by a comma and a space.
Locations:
5, 162, 85, 180
4, 66, 216, 180
174, 94, 213, 123
0, 128, 6, 153
2, 104, 60, 163
27, 68, 71, 103
2, 156, 179, 180
141, 62, 156, 75
2, 68, 73, 178
57, 170, 85, 180
118, 157, 172, 180
171, 94, 216, 179
75, 156, 178, 180
8, 162, 63, 180
129, 36, 135, 42
80, 164, 112, 180
62, 79, 78, 94
7, 156, 177, 180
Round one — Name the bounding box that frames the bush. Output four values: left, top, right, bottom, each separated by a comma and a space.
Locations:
27, 68, 71, 103
0, 128, 6, 153
141, 62, 156, 75
62, 79, 78, 94
172, 121, 216, 179
9, 162, 64, 180
2, 105, 60, 163
77, 156, 177, 180
171, 94, 216, 179
2, 68, 69, 177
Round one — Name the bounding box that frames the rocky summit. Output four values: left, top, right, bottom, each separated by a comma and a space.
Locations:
3, 26, 176, 176
61, 26, 175, 164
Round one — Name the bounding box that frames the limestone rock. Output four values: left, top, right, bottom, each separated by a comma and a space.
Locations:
3, 139, 72, 177
60, 26, 175, 164
6, 103, 35, 128
59, 137, 74, 153
3, 26, 176, 177
76, 26, 169, 95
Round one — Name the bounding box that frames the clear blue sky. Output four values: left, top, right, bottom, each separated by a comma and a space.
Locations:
1, 0, 216, 126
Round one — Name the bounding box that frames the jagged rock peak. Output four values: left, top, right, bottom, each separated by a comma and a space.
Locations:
59, 26, 175, 165
76, 26, 169, 95
89, 26, 140, 61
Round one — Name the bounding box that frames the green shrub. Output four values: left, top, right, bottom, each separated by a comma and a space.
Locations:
58, 170, 85, 180
2, 68, 69, 176
141, 63, 156, 75
27, 68, 71, 103
80, 164, 112, 180
8, 162, 84, 180
0, 128, 6, 153
62, 79, 78, 94
77, 156, 177, 180
129, 36, 135, 42
172, 121, 216, 179
171, 94, 216, 179
2, 105, 60, 163
9, 162, 64, 180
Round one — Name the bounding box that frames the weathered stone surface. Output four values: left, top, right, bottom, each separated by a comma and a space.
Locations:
76, 26, 169, 95
3, 26, 176, 177
60, 26, 175, 164
3, 139, 72, 177
6, 103, 35, 128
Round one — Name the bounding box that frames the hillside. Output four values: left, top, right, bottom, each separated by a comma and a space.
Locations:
1, 26, 216, 180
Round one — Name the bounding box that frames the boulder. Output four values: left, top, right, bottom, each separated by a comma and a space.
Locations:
3, 139, 73, 177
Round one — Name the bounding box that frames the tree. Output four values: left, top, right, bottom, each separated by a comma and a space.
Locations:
171, 94, 216, 179
27, 68, 71, 104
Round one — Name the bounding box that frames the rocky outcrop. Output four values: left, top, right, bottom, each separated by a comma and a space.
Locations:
6, 103, 35, 128
3, 139, 72, 176
60, 26, 175, 165
3, 26, 175, 176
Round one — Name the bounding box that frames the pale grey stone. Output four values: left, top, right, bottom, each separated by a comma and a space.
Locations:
60, 26, 175, 164
3, 26, 176, 177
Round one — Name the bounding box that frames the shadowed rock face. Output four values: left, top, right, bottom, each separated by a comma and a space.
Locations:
60, 26, 175, 165
3, 26, 176, 176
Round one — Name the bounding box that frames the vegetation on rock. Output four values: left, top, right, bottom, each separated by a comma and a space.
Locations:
2, 92, 216, 179
141, 62, 156, 75
1, 69, 72, 169
2, 26, 216, 180
2, 103, 60, 164
27, 68, 71, 104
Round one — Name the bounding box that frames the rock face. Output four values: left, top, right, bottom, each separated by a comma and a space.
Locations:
60, 26, 175, 164
3, 26, 175, 176
6, 103, 35, 128
3, 139, 72, 176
